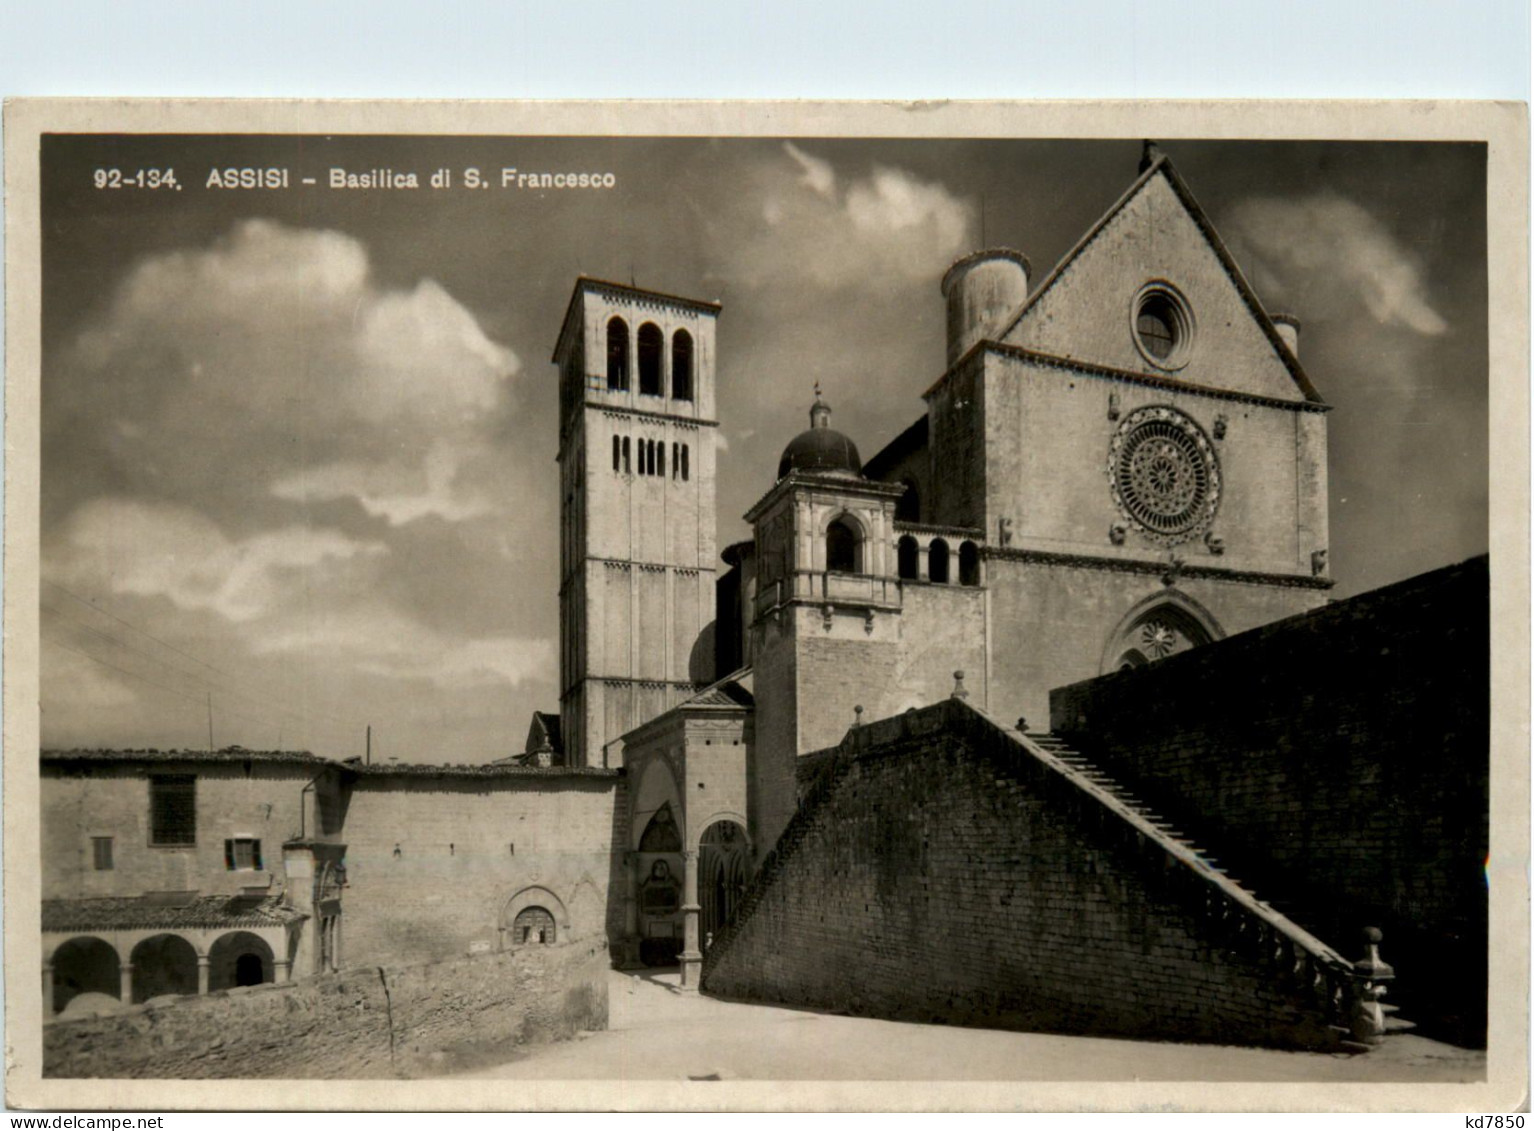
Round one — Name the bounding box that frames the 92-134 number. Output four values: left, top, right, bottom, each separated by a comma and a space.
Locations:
94, 169, 179, 190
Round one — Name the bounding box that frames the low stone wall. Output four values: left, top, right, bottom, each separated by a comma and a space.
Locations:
44, 938, 609, 1078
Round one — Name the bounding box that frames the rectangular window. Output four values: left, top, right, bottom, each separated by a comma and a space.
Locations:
149, 775, 196, 845
682, 444, 690, 481
225, 837, 263, 871
91, 836, 113, 871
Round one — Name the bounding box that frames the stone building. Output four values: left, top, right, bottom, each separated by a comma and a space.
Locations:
40, 144, 1485, 1052
41, 748, 621, 1020
584, 143, 1334, 987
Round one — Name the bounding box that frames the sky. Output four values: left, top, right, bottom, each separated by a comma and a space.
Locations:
37, 136, 1489, 762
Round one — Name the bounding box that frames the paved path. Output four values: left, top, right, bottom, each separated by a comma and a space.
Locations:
457, 968, 1485, 1083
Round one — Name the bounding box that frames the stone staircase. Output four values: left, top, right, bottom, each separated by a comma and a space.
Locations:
1024, 729, 1414, 1040
705, 698, 1404, 1051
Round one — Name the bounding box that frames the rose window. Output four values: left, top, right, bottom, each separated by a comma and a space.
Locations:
1109, 407, 1221, 543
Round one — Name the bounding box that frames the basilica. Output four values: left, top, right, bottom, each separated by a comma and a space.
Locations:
44, 145, 1484, 1061
551, 142, 1332, 984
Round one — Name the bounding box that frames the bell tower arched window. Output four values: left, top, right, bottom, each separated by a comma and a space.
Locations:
897, 535, 919, 580
607, 317, 630, 391
896, 480, 920, 523
672, 329, 694, 401
638, 323, 664, 396
826, 518, 859, 574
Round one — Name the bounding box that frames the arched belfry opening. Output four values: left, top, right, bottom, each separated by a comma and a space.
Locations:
638, 322, 664, 396
826, 516, 860, 574
672, 329, 694, 400
606, 317, 630, 390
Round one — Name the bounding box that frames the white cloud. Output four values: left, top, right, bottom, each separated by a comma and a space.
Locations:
1226, 193, 1448, 336
739, 144, 973, 288
271, 440, 496, 526
783, 141, 836, 198
252, 605, 552, 690
47, 498, 387, 623
66, 219, 520, 525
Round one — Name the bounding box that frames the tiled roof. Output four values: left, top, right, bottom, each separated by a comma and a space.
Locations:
42, 747, 333, 767
682, 681, 754, 709
345, 762, 620, 779
43, 894, 307, 932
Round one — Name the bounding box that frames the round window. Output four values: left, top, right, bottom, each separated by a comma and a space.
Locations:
1131, 282, 1194, 370
1108, 406, 1220, 543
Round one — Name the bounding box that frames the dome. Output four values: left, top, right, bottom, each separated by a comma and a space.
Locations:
777, 395, 862, 480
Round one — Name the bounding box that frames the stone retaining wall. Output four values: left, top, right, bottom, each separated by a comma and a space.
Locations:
705, 703, 1344, 1050
44, 937, 609, 1078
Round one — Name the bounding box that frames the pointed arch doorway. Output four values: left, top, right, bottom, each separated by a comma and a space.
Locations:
1101, 592, 1224, 672
697, 818, 751, 952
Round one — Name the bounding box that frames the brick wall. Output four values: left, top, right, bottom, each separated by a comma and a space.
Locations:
44, 935, 609, 1078
1049, 556, 1490, 1046
706, 702, 1349, 1050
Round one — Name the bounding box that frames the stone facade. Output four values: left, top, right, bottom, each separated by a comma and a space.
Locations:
40, 751, 623, 1041
553, 279, 721, 768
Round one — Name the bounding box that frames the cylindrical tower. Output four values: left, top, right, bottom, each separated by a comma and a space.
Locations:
940, 248, 1030, 368
1271, 312, 1301, 359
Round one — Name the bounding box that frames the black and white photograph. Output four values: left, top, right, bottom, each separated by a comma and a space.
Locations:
3, 100, 1526, 1111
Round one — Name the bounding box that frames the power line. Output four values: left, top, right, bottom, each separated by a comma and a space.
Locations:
41, 599, 360, 741
43, 580, 233, 679
42, 635, 279, 737
40, 580, 368, 734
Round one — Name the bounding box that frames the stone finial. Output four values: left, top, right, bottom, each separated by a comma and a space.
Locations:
854, 705, 864, 727
1016, 716, 1028, 733
951, 671, 969, 700
1349, 926, 1395, 1046
1311, 548, 1329, 576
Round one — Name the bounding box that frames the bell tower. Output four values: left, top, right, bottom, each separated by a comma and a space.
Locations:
552, 279, 722, 767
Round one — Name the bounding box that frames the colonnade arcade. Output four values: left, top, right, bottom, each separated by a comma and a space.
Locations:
44, 924, 295, 1017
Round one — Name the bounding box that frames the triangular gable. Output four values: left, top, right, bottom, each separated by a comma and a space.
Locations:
999, 152, 1323, 405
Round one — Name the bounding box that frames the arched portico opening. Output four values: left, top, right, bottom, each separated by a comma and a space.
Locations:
208, 931, 274, 991
130, 934, 199, 1003
697, 818, 751, 950
50, 936, 120, 1014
